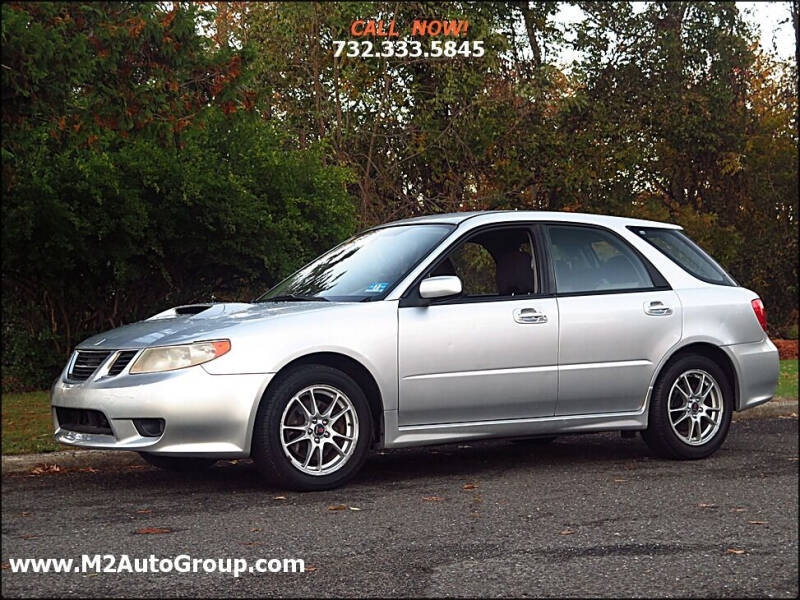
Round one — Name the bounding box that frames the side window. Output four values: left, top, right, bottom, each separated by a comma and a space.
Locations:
429, 227, 539, 298
450, 242, 496, 296
547, 225, 654, 294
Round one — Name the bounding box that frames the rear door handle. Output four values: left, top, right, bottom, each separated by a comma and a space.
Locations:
513, 307, 548, 324
644, 300, 673, 316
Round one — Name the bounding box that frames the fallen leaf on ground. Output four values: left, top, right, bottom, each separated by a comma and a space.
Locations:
29, 464, 62, 475
251, 528, 263, 532
725, 548, 746, 555
1, 563, 9, 570
463, 483, 478, 490
305, 566, 317, 572
134, 527, 172, 535
748, 521, 767, 525
422, 496, 443, 502
560, 528, 576, 535
273, 496, 287, 500
348, 507, 362, 511
327, 505, 347, 511
20, 512, 30, 517
730, 507, 746, 512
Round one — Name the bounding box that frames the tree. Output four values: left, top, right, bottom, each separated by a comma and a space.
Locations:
567, 1, 797, 327
1, 2, 356, 389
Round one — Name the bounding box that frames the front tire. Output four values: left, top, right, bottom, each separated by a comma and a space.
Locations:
642, 354, 733, 460
252, 365, 373, 491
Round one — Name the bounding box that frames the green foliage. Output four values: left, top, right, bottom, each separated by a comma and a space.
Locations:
2, 2, 356, 389
1, 1, 797, 388
565, 1, 797, 327
776, 360, 798, 400
1, 391, 62, 455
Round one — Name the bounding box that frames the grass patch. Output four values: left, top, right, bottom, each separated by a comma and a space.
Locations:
777, 359, 798, 400
2, 391, 62, 455
1, 360, 798, 456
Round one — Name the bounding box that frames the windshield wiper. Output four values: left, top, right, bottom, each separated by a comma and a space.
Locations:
261, 294, 329, 303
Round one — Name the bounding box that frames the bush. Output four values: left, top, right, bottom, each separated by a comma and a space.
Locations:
1, 3, 358, 390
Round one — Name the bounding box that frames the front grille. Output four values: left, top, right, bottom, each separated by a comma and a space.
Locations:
55, 407, 113, 435
69, 350, 112, 381
107, 350, 138, 376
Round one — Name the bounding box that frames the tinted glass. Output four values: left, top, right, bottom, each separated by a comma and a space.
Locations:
259, 224, 453, 302
630, 227, 735, 286
548, 225, 654, 293
450, 241, 497, 296
429, 227, 538, 297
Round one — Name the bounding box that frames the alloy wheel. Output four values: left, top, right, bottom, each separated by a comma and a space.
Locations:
279, 385, 359, 476
667, 369, 724, 446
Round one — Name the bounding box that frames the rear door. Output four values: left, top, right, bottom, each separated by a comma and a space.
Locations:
545, 224, 682, 415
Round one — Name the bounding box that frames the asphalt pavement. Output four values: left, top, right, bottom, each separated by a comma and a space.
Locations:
2, 417, 798, 598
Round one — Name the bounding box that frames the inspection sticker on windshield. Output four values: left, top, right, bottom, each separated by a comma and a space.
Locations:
365, 282, 389, 293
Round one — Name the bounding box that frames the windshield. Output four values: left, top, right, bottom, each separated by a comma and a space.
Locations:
258, 224, 454, 302
629, 227, 736, 286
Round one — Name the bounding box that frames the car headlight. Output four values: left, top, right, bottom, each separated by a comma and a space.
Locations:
129, 340, 231, 374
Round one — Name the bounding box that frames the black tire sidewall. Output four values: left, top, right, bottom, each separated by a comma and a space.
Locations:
645, 354, 733, 459
252, 365, 373, 491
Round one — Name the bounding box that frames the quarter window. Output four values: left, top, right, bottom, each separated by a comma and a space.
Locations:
629, 227, 736, 286
547, 225, 654, 294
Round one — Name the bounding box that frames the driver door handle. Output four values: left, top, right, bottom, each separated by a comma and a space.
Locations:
644, 300, 673, 316
513, 307, 548, 324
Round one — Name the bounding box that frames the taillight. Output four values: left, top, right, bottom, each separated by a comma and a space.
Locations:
751, 298, 767, 331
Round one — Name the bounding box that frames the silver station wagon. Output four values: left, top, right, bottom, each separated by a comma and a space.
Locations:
51, 211, 779, 490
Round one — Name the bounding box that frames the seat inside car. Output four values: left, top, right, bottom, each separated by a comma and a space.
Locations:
495, 250, 535, 296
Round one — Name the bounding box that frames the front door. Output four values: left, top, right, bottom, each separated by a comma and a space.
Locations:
398, 226, 559, 426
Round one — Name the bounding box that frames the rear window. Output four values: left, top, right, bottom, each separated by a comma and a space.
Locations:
629, 227, 736, 286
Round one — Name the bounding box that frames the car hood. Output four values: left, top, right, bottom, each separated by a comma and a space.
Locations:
76, 302, 344, 350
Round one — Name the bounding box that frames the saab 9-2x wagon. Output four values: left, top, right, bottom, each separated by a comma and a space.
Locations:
51, 211, 779, 490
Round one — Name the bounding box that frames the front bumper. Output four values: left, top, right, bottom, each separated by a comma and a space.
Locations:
51, 367, 272, 458
725, 337, 780, 411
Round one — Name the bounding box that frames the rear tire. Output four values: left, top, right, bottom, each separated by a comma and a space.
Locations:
251, 365, 373, 492
139, 453, 217, 471
642, 354, 733, 460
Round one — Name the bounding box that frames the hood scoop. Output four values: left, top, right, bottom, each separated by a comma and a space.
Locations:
147, 304, 213, 320
173, 304, 213, 316
145, 303, 257, 321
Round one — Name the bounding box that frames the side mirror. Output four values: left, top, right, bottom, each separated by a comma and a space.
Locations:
419, 275, 462, 300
